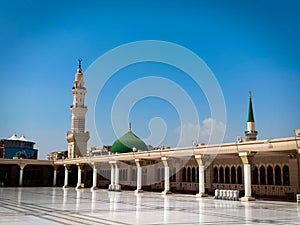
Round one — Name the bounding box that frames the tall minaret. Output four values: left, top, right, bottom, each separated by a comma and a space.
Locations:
244, 92, 258, 141
66, 59, 90, 158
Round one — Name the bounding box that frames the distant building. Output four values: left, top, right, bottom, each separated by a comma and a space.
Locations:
87, 146, 111, 157
47, 150, 68, 160
0, 134, 38, 159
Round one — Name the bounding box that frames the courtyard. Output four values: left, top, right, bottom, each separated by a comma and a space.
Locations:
0, 187, 300, 224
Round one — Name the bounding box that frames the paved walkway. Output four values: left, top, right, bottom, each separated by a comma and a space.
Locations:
0, 187, 300, 224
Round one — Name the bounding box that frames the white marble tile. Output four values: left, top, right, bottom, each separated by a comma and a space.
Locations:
0, 187, 300, 225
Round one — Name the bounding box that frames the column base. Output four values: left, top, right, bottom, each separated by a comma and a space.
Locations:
114, 184, 121, 191
108, 184, 121, 191
240, 196, 255, 202
108, 184, 115, 191
90, 186, 98, 191
76, 184, 84, 189
135, 189, 143, 193
196, 193, 208, 198
162, 190, 172, 195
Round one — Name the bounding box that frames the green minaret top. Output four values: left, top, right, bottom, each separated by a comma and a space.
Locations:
247, 91, 255, 122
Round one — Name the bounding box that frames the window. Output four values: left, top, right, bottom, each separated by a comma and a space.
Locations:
237, 166, 242, 184
252, 166, 258, 185
182, 167, 186, 182
231, 167, 236, 184
267, 166, 273, 185
225, 166, 230, 183
283, 165, 289, 185
213, 167, 218, 183
187, 167, 191, 182
192, 167, 196, 183
219, 167, 224, 183
260, 166, 266, 185
275, 165, 281, 185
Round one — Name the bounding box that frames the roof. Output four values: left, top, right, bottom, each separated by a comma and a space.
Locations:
6, 134, 33, 143
110, 131, 148, 154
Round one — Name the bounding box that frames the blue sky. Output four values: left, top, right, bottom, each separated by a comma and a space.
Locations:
1, 0, 299, 159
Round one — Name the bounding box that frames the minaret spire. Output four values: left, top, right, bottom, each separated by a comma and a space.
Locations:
78, 58, 82, 69
247, 91, 255, 122
66, 59, 90, 158
129, 122, 132, 132
245, 91, 258, 141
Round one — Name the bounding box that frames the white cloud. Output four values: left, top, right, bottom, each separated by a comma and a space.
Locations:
175, 118, 226, 147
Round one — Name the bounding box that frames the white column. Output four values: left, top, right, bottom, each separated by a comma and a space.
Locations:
76, 164, 83, 189
63, 165, 69, 189
195, 155, 207, 197
135, 159, 143, 193
53, 166, 58, 187
244, 164, 251, 197
109, 162, 115, 191
162, 157, 171, 195
19, 165, 25, 187
239, 152, 255, 201
91, 164, 98, 191
115, 163, 121, 191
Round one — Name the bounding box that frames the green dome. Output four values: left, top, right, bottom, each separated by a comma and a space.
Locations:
111, 131, 148, 154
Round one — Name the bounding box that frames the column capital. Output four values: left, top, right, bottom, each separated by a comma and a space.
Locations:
239, 152, 256, 164
64, 164, 71, 170
76, 163, 84, 169
161, 157, 169, 167
135, 159, 147, 167
19, 164, 26, 170
195, 154, 211, 166
91, 162, 99, 169
53, 165, 60, 170
135, 159, 141, 167
195, 154, 205, 166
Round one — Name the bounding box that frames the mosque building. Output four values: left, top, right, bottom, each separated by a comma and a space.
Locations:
0, 134, 38, 159
0, 61, 299, 201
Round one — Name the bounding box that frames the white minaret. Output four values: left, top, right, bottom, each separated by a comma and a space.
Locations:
244, 92, 258, 141
66, 59, 90, 158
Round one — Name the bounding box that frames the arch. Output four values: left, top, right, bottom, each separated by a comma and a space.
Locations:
231, 167, 236, 184
161, 168, 164, 181
283, 165, 289, 185
182, 167, 186, 182
192, 167, 196, 183
275, 165, 281, 185
171, 168, 176, 182
225, 166, 230, 184
252, 166, 258, 185
213, 167, 218, 183
119, 169, 122, 181
157, 168, 160, 181
237, 166, 242, 184
219, 167, 224, 183
260, 166, 266, 185
267, 165, 273, 185
187, 167, 191, 182
131, 168, 136, 181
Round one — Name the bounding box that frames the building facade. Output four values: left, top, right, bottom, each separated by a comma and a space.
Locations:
1, 61, 299, 202
0, 134, 38, 159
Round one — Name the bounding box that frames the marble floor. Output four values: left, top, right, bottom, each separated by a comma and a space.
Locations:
0, 187, 300, 225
